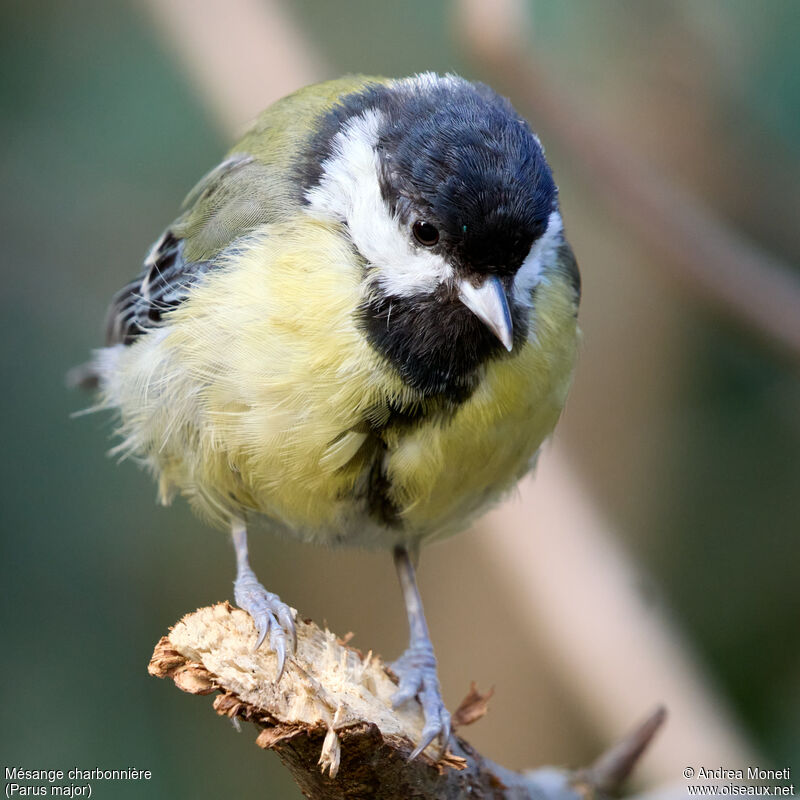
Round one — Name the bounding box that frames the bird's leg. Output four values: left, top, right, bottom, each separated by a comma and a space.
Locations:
390, 545, 451, 760
231, 519, 296, 681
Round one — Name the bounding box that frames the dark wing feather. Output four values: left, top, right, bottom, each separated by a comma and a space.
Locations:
105, 153, 288, 346
105, 231, 205, 344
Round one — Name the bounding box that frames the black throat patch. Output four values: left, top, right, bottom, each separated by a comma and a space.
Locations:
359, 284, 530, 403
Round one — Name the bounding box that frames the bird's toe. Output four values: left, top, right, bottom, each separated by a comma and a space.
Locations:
391, 642, 451, 759
234, 572, 296, 681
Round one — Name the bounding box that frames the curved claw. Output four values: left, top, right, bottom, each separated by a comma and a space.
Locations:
440, 712, 452, 755
409, 733, 437, 761
408, 699, 451, 760
278, 607, 297, 653
234, 569, 295, 682
254, 616, 269, 650
422, 681, 451, 748
391, 644, 451, 760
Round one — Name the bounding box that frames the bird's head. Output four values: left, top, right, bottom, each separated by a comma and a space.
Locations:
302, 73, 565, 400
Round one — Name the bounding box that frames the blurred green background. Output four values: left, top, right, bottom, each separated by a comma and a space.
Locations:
2, 1, 799, 798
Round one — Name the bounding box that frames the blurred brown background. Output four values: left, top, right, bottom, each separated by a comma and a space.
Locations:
2, 1, 799, 797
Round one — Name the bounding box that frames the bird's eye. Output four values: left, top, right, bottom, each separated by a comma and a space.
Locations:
412, 221, 439, 247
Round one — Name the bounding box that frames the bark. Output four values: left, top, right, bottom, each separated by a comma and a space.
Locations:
149, 603, 664, 800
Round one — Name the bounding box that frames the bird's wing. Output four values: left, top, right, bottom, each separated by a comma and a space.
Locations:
105, 153, 290, 345
104, 75, 387, 347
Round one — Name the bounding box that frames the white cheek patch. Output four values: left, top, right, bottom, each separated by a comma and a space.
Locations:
304, 109, 454, 298
512, 210, 563, 307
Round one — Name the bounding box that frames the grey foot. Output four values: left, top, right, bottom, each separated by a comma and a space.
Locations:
391, 641, 451, 759
234, 568, 296, 681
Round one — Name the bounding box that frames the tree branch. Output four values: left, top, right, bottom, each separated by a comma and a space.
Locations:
149, 603, 664, 799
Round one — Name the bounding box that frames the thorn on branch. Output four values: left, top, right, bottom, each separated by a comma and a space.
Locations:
572, 706, 667, 797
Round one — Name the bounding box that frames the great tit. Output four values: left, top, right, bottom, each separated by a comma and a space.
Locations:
83, 73, 581, 759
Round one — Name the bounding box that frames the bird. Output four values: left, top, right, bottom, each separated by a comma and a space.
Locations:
80, 72, 581, 760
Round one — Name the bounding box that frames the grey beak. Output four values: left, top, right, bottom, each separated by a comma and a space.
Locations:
457, 276, 514, 351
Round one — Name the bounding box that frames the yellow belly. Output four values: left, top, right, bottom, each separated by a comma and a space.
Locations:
105, 219, 579, 546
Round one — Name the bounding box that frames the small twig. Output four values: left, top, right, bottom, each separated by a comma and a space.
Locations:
149, 604, 662, 799
574, 707, 667, 796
